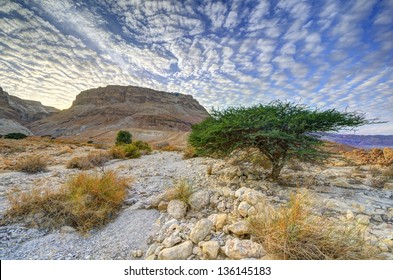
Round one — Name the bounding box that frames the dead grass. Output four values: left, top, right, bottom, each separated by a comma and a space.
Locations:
207, 164, 213, 175
166, 179, 194, 205
15, 155, 47, 173
370, 177, 387, 188
383, 165, 393, 180
4, 171, 129, 232
67, 152, 110, 170
249, 191, 379, 260
370, 166, 382, 177
182, 145, 197, 159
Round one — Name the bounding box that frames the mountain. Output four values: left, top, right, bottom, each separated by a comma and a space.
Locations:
28, 85, 210, 144
0, 87, 59, 135
321, 133, 393, 149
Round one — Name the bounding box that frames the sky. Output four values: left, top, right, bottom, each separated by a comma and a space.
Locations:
0, 0, 392, 135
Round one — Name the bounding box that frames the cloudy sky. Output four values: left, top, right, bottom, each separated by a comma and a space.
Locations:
0, 0, 392, 134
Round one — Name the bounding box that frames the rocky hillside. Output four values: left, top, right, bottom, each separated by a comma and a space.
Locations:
28, 85, 210, 143
0, 87, 59, 135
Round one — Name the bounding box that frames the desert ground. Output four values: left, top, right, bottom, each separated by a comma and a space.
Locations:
1, 137, 392, 260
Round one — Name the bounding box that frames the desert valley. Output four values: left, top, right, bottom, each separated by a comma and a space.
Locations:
1, 85, 393, 260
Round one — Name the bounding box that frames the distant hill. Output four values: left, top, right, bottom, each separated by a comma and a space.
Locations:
321, 133, 393, 149
27, 85, 210, 145
0, 87, 59, 135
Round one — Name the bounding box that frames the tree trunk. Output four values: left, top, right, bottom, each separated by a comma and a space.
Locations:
269, 160, 284, 181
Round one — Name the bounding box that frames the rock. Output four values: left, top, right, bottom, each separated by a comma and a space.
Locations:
130, 201, 145, 210
124, 198, 137, 206
158, 241, 193, 260
162, 235, 182, 248
243, 191, 259, 205
208, 213, 227, 231
157, 201, 169, 211
224, 238, 265, 260
228, 221, 250, 236
189, 190, 210, 211
221, 187, 233, 198
193, 246, 202, 256
235, 187, 249, 199
356, 214, 370, 225
332, 179, 351, 188
167, 200, 187, 219
201, 241, 220, 259
238, 201, 251, 217
145, 254, 156, 260
346, 210, 355, 220
190, 219, 213, 244
217, 201, 226, 212
247, 206, 257, 216
60, 226, 76, 234
382, 239, 393, 249
146, 243, 159, 257
132, 250, 143, 258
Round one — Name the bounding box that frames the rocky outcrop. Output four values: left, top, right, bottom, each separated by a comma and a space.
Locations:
343, 148, 393, 165
0, 87, 59, 135
28, 85, 209, 138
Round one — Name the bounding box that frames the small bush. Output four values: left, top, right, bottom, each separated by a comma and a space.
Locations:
249, 191, 379, 260
109, 146, 127, 159
370, 166, 382, 177
4, 133, 27, 140
167, 179, 194, 205
109, 142, 151, 159
116, 130, 132, 145
370, 177, 386, 188
16, 155, 47, 173
5, 171, 129, 232
132, 140, 152, 154
67, 152, 110, 170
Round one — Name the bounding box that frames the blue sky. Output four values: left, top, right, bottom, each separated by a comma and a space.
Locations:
0, 0, 392, 134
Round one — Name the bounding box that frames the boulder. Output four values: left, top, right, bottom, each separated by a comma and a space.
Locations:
208, 213, 228, 231
190, 219, 213, 244
201, 241, 220, 259
224, 238, 265, 260
189, 190, 210, 211
238, 201, 251, 217
158, 241, 193, 260
167, 200, 187, 220
228, 221, 250, 236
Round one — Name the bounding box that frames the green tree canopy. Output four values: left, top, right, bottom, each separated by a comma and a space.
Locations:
189, 101, 378, 180
115, 130, 132, 145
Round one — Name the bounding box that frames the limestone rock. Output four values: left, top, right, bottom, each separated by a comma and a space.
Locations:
158, 241, 193, 260
238, 201, 251, 217
208, 213, 228, 231
201, 240, 220, 259
158, 201, 169, 211
60, 226, 76, 234
189, 190, 210, 211
356, 214, 370, 225
167, 200, 187, 220
190, 219, 213, 244
228, 221, 250, 236
224, 238, 265, 259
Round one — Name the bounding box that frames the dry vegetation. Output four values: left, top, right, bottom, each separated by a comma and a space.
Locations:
15, 155, 47, 173
67, 152, 110, 170
249, 191, 379, 260
4, 171, 130, 232
166, 179, 194, 205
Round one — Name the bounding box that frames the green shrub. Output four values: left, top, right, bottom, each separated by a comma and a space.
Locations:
116, 130, 132, 145
109, 141, 151, 159
123, 144, 141, 158
5, 133, 27, 140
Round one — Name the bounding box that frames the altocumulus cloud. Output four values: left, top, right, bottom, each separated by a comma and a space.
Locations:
0, 0, 392, 134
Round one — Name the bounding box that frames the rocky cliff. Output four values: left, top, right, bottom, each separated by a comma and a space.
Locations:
28, 85, 210, 141
0, 87, 59, 135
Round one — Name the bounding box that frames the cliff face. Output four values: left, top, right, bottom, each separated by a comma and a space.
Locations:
0, 87, 59, 135
28, 85, 210, 138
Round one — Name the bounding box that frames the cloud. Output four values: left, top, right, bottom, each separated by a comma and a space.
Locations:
0, 0, 392, 134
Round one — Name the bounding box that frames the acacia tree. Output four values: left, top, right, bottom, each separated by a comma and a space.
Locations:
189, 101, 377, 180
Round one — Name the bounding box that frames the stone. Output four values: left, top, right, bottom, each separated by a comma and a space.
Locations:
189, 190, 210, 211
224, 238, 265, 260
228, 221, 250, 236
217, 201, 226, 212
356, 214, 370, 225
167, 200, 187, 220
190, 219, 213, 244
130, 201, 145, 210
158, 241, 193, 260
60, 226, 76, 234
146, 243, 159, 257
332, 179, 351, 188
235, 187, 249, 199
157, 201, 169, 211
193, 246, 202, 256
201, 241, 220, 259
208, 213, 228, 231
346, 210, 355, 220
247, 206, 257, 216
132, 250, 143, 258
145, 254, 156, 260
243, 191, 260, 205
221, 187, 233, 198
238, 201, 251, 217
162, 235, 182, 248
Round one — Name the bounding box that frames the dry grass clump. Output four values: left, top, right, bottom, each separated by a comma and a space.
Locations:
15, 155, 47, 173
5, 171, 129, 232
166, 179, 194, 205
109, 141, 152, 159
370, 177, 387, 188
67, 152, 110, 170
249, 191, 379, 260
370, 166, 382, 177
207, 164, 213, 175
183, 145, 197, 159
383, 165, 393, 180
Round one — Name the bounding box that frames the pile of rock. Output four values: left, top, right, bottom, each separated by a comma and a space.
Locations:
145, 187, 271, 260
